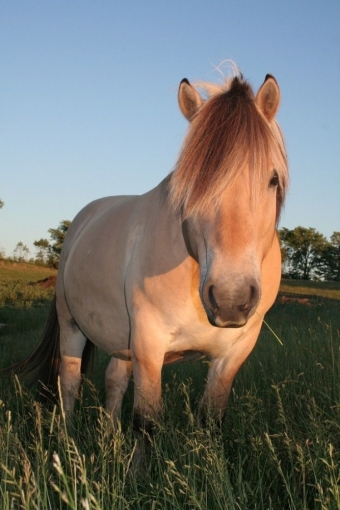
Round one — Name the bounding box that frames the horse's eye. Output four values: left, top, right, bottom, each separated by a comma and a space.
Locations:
269, 172, 279, 188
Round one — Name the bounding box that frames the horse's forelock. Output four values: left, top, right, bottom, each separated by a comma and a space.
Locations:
169, 76, 288, 221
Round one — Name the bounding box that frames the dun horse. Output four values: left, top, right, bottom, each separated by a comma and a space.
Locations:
4, 71, 288, 437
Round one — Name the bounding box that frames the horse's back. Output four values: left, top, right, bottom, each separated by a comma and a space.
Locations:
60, 195, 136, 259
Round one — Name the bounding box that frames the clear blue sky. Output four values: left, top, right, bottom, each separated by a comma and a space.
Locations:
1, 1, 339, 258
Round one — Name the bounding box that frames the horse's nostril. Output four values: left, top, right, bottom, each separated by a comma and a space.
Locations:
238, 285, 258, 312
249, 285, 258, 306
208, 285, 218, 310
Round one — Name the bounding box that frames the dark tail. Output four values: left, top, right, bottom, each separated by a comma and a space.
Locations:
0, 295, 95, 398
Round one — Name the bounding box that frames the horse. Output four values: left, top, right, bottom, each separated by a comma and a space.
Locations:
3, 71, 288, 442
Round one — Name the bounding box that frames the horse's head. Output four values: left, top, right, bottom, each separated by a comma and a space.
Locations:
170, 74, 288, 328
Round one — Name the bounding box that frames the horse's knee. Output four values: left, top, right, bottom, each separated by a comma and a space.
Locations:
59, 356, 82, 415
60, 356, 82, 382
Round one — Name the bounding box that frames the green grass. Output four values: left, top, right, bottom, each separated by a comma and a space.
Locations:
0, 261, 56, 307
1, 267, 340, 508
0, 261, 56, 279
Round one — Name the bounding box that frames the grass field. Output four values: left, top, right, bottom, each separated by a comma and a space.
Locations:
0, 263, 340, 509
0, 262, 56, 308
280, 279, 340, 301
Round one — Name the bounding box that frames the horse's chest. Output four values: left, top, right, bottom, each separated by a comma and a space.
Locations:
109, 348, 204, 365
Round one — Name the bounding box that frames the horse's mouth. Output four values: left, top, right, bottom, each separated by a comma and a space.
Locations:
203, 303, 248, 328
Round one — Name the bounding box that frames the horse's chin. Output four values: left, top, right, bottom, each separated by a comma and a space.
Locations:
205, 310, 247, 329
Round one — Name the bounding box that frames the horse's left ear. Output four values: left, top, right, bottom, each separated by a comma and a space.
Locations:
255, 74, 280, 122
178, 78, 204, 121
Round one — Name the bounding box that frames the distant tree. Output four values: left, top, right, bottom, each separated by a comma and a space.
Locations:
34, 220, 71, 268
0, 199, 4, 209
321, 232, 340, 281
34, 238, 50, 265
14, 241, 30, 262
48, 220, 71, 256
279, 226, 328, 280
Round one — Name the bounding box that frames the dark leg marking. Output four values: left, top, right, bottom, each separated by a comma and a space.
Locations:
133, 411, 157, 440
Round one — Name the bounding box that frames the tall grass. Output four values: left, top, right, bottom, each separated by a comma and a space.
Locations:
0, 269, 340, 508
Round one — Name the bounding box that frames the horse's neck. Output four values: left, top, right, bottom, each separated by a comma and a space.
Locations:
135, 177, 191, 270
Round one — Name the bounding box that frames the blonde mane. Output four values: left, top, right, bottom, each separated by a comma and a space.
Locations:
169, 75, 288, 220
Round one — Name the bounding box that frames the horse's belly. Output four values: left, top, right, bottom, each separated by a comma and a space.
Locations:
64, 279, 131, 354
74, 304, 130, 353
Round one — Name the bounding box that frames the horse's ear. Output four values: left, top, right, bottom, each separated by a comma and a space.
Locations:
178, 78, 204, 121
256, 74, 280, 122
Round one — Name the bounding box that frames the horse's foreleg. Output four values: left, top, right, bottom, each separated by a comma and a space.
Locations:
132, 356, 163, 434
105, 357, 132, 424
199, 322, 263, 424
127, 313, 167, 477
130, 316, 165, 432
199, 357, 235, 426
130, 353, 163, 476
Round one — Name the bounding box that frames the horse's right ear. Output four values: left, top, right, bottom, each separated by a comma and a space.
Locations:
178, 78, 204, 121
255, 74, 280, 122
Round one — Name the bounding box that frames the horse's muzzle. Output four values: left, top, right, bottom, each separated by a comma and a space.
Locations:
203, 281, 260, 328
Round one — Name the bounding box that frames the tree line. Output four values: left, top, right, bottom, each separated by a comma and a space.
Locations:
2, 220, 340, 281
279, 227, 340, 281
2, 220, 71, 269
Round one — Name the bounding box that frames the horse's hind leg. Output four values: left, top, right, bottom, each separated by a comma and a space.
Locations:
105, 357, 132, 424
57, 303, 87, 421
